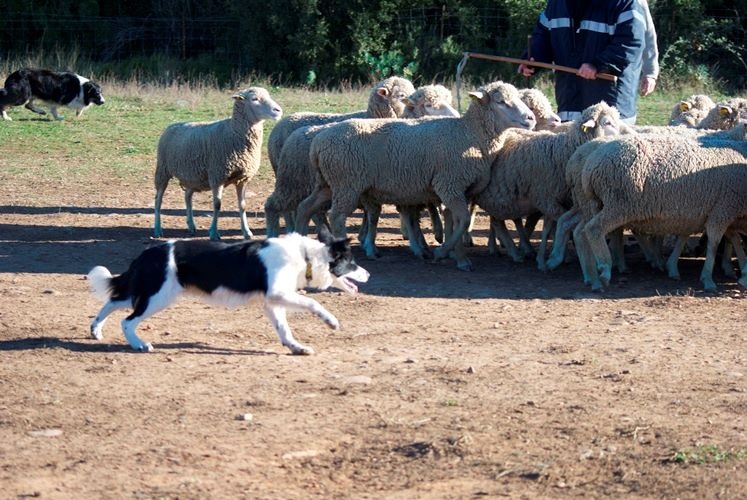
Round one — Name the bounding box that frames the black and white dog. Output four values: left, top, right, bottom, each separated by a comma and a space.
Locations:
87, 230, 369, 355
0, 68, 105, 121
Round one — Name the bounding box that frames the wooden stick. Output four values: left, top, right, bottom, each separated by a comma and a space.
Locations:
463, 51, 618, 83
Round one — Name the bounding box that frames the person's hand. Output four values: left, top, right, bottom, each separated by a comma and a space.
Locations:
518, 57, 536, 77
577, 63, 598, 80
640, 76, 656, 96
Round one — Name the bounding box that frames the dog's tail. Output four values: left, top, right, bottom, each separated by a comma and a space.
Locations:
87, 266, 114, 302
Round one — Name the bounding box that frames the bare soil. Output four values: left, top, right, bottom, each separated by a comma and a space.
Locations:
1, 177, 745, 499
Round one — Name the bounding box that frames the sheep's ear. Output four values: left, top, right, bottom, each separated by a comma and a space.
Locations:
719, 105, 732, 116
679, 101, 691, 112
233, 94, 245, 101
376, 88, 390, 98
468, 91, 489, 105
581, 119, 596, 133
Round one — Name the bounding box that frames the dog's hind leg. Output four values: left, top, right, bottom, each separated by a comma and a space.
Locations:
49, 106, 64, 120
90, 299, 130, 340
24, 102, 47, 116
120, 278, 183, 352
264, 305, 314, 355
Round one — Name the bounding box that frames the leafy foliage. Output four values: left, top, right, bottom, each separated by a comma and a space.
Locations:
1, 1, 747, 90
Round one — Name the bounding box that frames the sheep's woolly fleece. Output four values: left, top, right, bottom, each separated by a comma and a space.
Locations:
267, 76, 415, 174
264, 83, 455, 238
579, 133, 747, 291
473, 101, 623, 266
669, 94, 715, 127
295, 80, 536, 270
153, 86, 282, 240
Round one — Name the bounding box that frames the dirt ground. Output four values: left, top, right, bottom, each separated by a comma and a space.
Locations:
1, 177, 745, 499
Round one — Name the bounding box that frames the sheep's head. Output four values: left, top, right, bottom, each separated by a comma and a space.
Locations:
468, 81, 536, 134
519, 88, 561, 130
404, 84, 460, 118
669, 94, 715, 127
575, 102, 622, 139
710, 98, 747, 129
233, 87, 283, 122
369, 76, 416, 118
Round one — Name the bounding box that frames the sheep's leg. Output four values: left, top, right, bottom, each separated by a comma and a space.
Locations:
428, 204, 444, 244
573, 220, 601, 290
329, 194, 359, 240
536, 216, 556, 271
634, 232, 665, 270
487, 222, 499, 255
434, 197, 472, 271
283, 211, 296, 233
396, 205, 410, 240
583, 211, 624, 288
312, 212, 330, 236
463, 202, 478, 247
295, 187, 331, 235
546, 208, 581, 270
235, 182, 252, 239
154, 184, 169, 238
513, 218, 536, 259
524, 211, 541, 237
726, 230, 747, 288
665, 235, 689, 280
362, 203, 382, 259
184, 189, 197, 235
720, 238, 735, 278
491, 218, 523, 262
608, 228, 628, 274
701, 229, 727, 292
264, 193, 282, 238
402, 206, 431, 259
208, 185, 224, 241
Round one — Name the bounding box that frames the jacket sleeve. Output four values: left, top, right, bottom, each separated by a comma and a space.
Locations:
590, 0, 645, 75
522, 11, 554, 65
640, 0, 660, 79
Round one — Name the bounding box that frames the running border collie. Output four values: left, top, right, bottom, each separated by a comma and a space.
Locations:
0, 68, 105, 121
87, 231, 369, 355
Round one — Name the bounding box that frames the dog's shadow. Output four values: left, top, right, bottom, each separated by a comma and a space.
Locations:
0, 337, 278, 356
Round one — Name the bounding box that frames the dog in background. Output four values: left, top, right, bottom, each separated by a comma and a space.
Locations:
0, 68, 105, 121
87, 230, 370, 355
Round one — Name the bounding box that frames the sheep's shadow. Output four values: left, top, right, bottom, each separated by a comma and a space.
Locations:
0, 336, 277, 356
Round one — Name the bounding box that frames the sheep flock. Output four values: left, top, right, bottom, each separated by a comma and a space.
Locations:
153, 80, 747, 293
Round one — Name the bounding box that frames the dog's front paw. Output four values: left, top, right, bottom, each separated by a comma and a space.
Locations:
90, 324, 103, 340
133, 342, 154, 353
324, 315, 340, 330
288, 343, 315, 355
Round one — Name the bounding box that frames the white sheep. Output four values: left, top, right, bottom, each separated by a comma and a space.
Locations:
519, 88, 561, 131
578, 133, 747, 291
294, 81, 536, 271
266, 76, 414, 230
695, 97, 747, 130
267, 76, 415, 174
153, 87, 282, 240
264, 84, 458, 241
669, 94, 715, 127
473, 102, 623, 269
462, 87, 560, 248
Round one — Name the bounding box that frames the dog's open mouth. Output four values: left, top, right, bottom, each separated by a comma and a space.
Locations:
340, 277, 359, 294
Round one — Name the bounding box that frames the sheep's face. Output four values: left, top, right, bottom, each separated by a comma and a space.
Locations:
715, 99, 747, 129
519, 89, 561, 131
578, 102, 621, 138
233, 87, 283, 122
406, 85, 460, 118
470, 81, 536, 132
371, 76, 416, 118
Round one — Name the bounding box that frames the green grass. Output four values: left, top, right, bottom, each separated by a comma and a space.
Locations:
671, 445, 746, 465
0, 77, 740, 194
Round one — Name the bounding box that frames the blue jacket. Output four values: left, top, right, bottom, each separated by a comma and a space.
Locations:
526, 0, 645, 121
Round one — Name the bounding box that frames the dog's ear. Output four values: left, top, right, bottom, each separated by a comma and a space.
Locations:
317, 225, 334, 245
